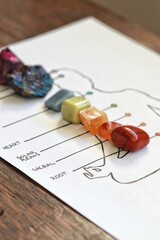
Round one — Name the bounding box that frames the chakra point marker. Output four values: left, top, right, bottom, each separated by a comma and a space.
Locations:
111, 125, 150, 152
0, 48, 24, 85
80, 106, 108, 135
111, 103, 118, 108
86, 91, 93, 95
125, 113, 132, 117
8, 65, 53, 97
139, 122, 146, 127
61, 96, 91, 124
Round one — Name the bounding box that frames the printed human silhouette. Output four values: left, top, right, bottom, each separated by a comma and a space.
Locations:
49, 67, 160, 184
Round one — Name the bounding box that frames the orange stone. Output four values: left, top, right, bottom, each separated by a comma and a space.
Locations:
98, 121, 122, 140
79, 106, 108, 135
111, 125, 150, 151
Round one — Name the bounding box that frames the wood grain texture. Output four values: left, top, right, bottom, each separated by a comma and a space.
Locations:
0, 0, 160, 239
0, 0, 160, 51
0, 160, 114, 240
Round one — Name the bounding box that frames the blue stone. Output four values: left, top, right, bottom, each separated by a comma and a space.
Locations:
45, 89, 74, 112
8, 65, 53, 97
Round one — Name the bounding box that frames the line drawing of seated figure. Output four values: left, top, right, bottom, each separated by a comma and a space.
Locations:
81, 133, 160, 184
49, 67, 160, 184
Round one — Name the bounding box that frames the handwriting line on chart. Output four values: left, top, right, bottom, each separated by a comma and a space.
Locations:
2, 109, 49, 128
39, 112, 129, 154
55, 142, 101, 162
40, 131, 90, 153
0, 93, 15, 100
23, 104, 115, 142
24, 123, 71, 142
0, 87, 10, 93
55, 139, 109, 163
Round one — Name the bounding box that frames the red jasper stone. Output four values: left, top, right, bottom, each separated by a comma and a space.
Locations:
98, 121, 122, 140
111, 125, 150, 151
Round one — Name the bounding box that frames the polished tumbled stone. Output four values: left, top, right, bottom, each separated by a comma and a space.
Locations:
98, 121, 122, 140
45, 89, 74, 112
111, 125, 150, 151
8, 65, 53, 97
80, 106, 108, 135
0, 48, 24, 85
61, 96, 91, 124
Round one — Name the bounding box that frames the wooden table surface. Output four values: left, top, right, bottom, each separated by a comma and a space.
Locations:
0, 1, 160, 240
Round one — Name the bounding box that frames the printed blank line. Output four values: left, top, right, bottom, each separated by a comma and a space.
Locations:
0, 87, 10, 92
0, 93, 15, 100
55, 142, 101, 162
39, 113, 127, 153
24, 123, 71, 142
40, 131, 89, 153
2, 109, 49, 128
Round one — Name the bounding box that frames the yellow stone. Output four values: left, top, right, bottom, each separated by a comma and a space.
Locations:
61, 96, 91, 124
79, 106, 108, 135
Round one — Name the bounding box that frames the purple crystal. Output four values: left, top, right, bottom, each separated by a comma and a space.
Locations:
8, 65, 53, 98
0, 48, 24, 85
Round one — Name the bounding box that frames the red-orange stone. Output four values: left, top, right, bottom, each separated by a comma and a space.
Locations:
111, 125, 150, 151
79, 106, 108, 135
98, 121, 122, 140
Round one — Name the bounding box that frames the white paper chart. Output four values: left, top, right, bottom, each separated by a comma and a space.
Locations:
1, 17, 160, 240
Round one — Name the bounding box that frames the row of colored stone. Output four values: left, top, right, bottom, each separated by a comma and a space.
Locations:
0, 48, 53, 97
0, 48, 150, 152
45, 89, 150, 152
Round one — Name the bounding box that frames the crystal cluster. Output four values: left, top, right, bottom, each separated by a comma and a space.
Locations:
0, 48, 24, 85
8, 65, 53, 97
0, 48, 53, 97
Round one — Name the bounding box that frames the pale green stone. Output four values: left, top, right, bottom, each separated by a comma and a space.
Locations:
61, 96, 91, 124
